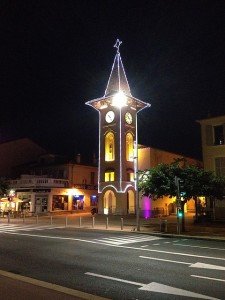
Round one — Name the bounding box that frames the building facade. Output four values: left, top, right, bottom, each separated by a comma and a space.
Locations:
198, 115, 225, 176
198, 115, 225, 219
8, 154, 98, 214
138, 146, 202, 217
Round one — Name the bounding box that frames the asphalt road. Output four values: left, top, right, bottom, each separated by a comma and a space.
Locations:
0, 225, 225, 300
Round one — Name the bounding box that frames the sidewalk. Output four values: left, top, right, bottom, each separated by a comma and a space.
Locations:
0, 270, 109, 300
1, 212, 225, 241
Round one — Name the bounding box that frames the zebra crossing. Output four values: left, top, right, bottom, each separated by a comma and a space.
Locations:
0, 223, 64, 233
94, 235, 163, 245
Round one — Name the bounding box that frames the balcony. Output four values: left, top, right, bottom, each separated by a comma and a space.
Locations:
10, 176, 69, 189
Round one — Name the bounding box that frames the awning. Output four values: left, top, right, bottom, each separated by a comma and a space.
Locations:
0, 197, 9, 202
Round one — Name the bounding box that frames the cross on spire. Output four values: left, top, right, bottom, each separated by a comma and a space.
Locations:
114, 39, 122, 54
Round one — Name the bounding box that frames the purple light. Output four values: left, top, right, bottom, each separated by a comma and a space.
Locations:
142, 196, 151, 219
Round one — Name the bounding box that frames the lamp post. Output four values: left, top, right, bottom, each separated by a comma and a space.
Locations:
134, 141, 140, 231
134, 129, 140, 231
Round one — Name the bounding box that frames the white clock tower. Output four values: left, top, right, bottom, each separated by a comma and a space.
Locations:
86, 40, 150, 215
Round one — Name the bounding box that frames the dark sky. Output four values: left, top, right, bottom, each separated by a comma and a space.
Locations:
0, 0, 224, 161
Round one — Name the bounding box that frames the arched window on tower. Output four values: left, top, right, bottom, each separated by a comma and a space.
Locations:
105, 132, 115, 161
126, 133, 134, 161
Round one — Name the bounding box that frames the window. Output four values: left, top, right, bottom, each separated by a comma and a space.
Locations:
105, 171, 115, 182
127, 172, 134, 181
126, 169, 134, 181
126, 133, 134, 161
90, 172, 95, 184
214, 125, 224, 145
215, 157, 225, 177
105, 132, 115, 161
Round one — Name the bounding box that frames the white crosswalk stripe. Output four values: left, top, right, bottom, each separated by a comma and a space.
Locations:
0, 224, 64, 233
94, 235, 163, 245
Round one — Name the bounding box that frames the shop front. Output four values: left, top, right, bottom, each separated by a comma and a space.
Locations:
52, 195, 68, 211
72, 195, 84, 210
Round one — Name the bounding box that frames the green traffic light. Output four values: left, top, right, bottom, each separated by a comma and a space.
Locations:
177, 210, 183, 217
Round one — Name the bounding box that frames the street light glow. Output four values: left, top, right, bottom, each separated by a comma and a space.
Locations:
112, 91, 127, 108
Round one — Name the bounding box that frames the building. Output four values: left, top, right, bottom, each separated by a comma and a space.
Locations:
138, 145, 202, 217
86, 40, 150, 215
138, 146, 202, 170
198, 115, 225, 176
0, 138, 47, 178
8, 154, 98, 214
198, 115, 225, 219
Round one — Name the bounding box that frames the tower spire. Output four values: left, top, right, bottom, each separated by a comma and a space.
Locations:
104, 39, 132, 97
114, 39, 122, 54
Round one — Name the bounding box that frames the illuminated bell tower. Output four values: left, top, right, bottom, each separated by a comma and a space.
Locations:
86, 40, 150, 215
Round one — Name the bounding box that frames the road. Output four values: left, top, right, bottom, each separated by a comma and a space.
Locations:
0, 223, 225, 299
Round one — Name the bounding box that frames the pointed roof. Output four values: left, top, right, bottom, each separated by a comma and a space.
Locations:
85, 40, 150, 112
104, 40, 132, 97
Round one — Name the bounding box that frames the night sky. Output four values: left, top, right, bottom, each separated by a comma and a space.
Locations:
0, 0, 224, 162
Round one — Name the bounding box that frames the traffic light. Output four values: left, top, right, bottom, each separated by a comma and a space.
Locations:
175, 177, 186, 198
178, 180, 185, 196
177, 208, 183, 218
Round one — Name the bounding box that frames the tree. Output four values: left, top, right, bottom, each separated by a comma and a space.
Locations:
0, 179, 8, 197
139, 159, 225, 232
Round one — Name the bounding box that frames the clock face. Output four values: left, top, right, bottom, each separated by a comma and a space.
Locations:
125, 112, 132, 124
105, 111, 115, 123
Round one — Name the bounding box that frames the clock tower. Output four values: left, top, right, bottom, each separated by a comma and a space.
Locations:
86, 40, 150, 215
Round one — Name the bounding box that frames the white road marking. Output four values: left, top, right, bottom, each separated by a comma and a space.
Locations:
191, 275, 225, 283
139, 282, 219, 299
85, 272, 144, 286
164, 242, 170, 244
152, 243, 160, 246
94, 235, 162, 245
140, 256, 190, 265
3, 232, 225, 262
190, 262, 225, 271
140, 245, 148, 248
86, 272, 219, 300
173, 244, 225, 251
0, 224, 65, 233
140, 256, 225, 271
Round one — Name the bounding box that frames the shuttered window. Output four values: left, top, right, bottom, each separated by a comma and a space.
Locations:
215, 157, 225, 176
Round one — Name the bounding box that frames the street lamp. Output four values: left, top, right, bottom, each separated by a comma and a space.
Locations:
112, 91, 127, 108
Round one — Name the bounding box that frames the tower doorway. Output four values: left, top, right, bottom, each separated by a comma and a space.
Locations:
103, 190, 116, 214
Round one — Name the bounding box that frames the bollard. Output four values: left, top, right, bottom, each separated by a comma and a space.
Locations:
50, 216, 53, 225
79, 217, 82, 228
7, 212, 10, 224
36, 214, 38, 224
92, 216, 95, 228
121, 217, 124, 230
65, 216, 68, 227
160, 219, 162, 232
106, 217, 108, 229
23, 213, 25, 224
165, 220, 168, 233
